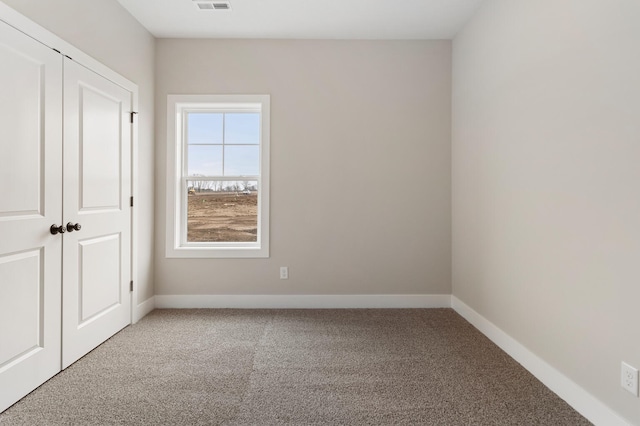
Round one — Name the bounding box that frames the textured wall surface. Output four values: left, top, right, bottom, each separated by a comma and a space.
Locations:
452, 1, 640, 423
155, 39, 452, 297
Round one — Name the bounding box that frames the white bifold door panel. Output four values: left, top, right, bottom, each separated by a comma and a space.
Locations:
0, 22, 63, 411
62, 59, 132, 369
0, 19, 133, 412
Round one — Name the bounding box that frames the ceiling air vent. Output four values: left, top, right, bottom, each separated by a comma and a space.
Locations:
193, 1, 231, 11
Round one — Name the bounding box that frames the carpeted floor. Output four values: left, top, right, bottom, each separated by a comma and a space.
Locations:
0, 309, 591, 425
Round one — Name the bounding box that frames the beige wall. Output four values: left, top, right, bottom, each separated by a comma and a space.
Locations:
1, 0, 156, 304
155, 39, 451, 296
452, 1, 640, 423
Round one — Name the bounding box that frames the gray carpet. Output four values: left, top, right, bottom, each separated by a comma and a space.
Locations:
0, 309, 591, 425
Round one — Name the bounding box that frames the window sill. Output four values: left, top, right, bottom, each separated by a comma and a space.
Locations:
165, 245, 269, 259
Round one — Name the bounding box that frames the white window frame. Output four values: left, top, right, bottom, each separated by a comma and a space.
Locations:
166, 94, 270, 258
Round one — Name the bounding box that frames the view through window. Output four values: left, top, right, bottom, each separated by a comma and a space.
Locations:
166, 95, 270, 258
186, 112, 259, 243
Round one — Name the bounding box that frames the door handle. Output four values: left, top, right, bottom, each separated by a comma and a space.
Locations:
66, 222, 82, 232
50, 224, 66, 235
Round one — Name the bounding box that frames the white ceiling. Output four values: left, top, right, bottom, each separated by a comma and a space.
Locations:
116, 0, 484, 39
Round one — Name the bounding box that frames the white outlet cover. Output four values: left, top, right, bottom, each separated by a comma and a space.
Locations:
621, 362, 639, 396
280, 267, 288, 279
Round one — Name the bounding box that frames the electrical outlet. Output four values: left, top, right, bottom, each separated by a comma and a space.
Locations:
280, 266, 288, 280
621, 362, 639, 396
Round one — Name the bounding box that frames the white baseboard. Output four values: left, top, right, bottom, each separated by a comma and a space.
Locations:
133, 296, 155, 323
451, 296, 632, 426
154, 294, 451, 309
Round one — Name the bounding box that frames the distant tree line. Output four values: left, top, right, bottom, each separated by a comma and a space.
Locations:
189, 176, 256, 193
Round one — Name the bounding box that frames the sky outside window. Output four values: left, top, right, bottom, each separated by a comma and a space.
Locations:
188, 113, 223, 144
187, 112, 260, 177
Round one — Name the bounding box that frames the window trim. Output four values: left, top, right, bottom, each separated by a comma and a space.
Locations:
166, 94, 270, 258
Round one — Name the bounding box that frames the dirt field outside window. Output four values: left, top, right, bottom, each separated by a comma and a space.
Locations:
187, 192, 258, 242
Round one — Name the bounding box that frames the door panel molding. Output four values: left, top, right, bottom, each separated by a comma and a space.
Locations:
0, 249, 44, 368
78, 234, 122, 323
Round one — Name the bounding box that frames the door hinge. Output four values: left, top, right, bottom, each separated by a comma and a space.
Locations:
130, 281, 133, 292
130, 111, 138, 123
130, 196, 134, 207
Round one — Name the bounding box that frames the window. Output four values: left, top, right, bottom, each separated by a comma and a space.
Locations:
166, 95, 270, 258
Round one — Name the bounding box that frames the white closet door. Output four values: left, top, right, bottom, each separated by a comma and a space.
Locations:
62, 59, 132, 368
0, 22, 63, 412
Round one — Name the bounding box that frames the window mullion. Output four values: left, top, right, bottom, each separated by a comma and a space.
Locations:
221, 113, 225, 176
